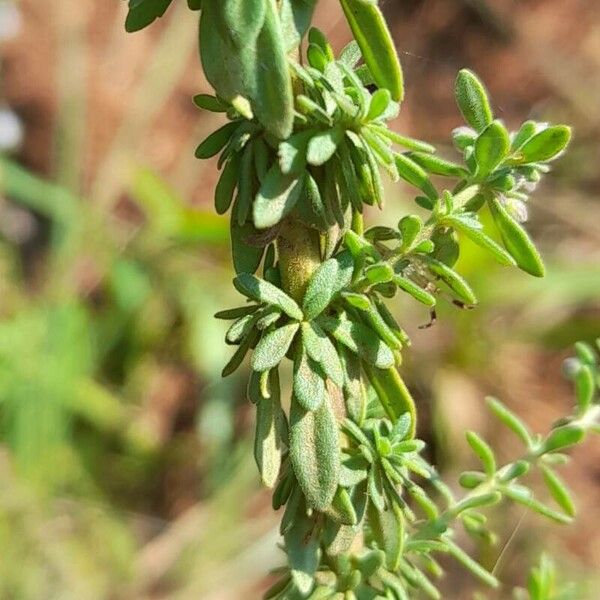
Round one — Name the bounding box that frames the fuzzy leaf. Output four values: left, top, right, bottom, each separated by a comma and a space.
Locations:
475, 120, 510, 178
455, 69, 493, 132
489, 197, 545, 277
253, 165, 305, 229
368, 501, 404, 571
290, 395, 341, 511
517, 125, 572, 163
252, 323, 300, 371
234, 273, 304, 320
294, 345, 327, 411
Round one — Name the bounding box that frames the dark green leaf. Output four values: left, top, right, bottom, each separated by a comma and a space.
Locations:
125, 0, 173, 33
454, 69, 493, 132
195, 121, 239, 159
193, 94, 227, 113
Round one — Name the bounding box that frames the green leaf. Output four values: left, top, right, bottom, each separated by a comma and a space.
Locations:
339, 346, 367, 425
486, 397, 532, 446
279, 129, 314, 175
502, 485, 572, 524
294, 344, 327, 411
290, 395, 341, 511
466, 431, 496, 477
368, 501, 404, 571
222, 0, 267, 47
420, 256, 477, 305
367, 89, 392, 121
253, 165, 305, 229
234, 273, 304, 320
236, 141, 255, 225
307, 127, 345, 166
442, 214, 516, 267
398, 215, 423, 250
302, 252, 354, 320
195, 121, 239, 159
408, 152, 468, 178
302, 322, 345, 388
393, 276, 436, 307
226, 313, 256, 344
327, 487, 358, 525
222, 328, 259, 377
541, 465, 575, 517
511, 120, 537, 150
215, 155, 240, 215
488, 196, 545, 277
363, 365, 416, 436
284, 500, 321, 595
230, 215, 264, 274
474, 120, 510, 179
193, 94, 227, 112
339, 0, 404, 102
574, 365, 595, 412
215, 305, 259, 320
318, 315, 395, 369
125, 0, 173, 33
540, 425, 585, 454
517, 125, 572, 163
395, 154, 438, 201
255, 370, 287, 488
279, 0, 318, 51
365, 263, 394, 285
252, 323, 300, 371
454, 69, 493, 132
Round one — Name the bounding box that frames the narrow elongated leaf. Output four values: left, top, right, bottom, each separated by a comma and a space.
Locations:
125, 0, 172, 33
318, 315, 395, 369
222, 328, 259, 377
443, 214, 516, 266
393, 275, 436, 307
339, 346, 367, 425
231, 214, 264, 274
421, 256, 477, 305
254, 165, 305, 229
215, 155, 240, 214
408, 152, 468, 178
193, 94, 227, 113
395, 154, 438, 201
488, 197, 545, 277
466, 431, 496, 476
234, 272, 304, 320
294, 345, 326, 411
255, 370, 287, 488
195, 121, 239, 159
284, 500, 321, 595
486, 397, 532, 446
363, 364, 416, 436
252, 323, 300, 371
368, 502, 404, 571
290, 395, 340, 511
454, 69, 493, 132
302, 322, 345, 388
339, 0, 404, 101
541, 465, 575, 517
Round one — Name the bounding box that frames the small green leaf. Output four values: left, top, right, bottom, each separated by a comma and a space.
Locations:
302, 322, 345, 388
541, 465, 575, 517
279, 129, 314, 175
517, 125, 572, 163
574, 365, 595, 412
302, 252, 354, 320
253, 165, 305, 229
284, 500, 321, 595
442, 214, 516, 267
540, 425, 585, 454
307, 128, 345, 166
459, 471, 487, 489
367, 89, 392, 121
252, 323, 300, 371
214, 155, 239, 215
398, 215, 423, 250
395, 154, 438, 201
486, 397, 532, 446
489, 196, 545, 277
327, 487, 358, 525
365, 263, 395, 285
420, 256, 477, 305
466, 431, 496, 476
125, 0, 173, 33
454, 69, 493, 132
368, 501, 404, 571
294, 344, 327, 411
290, 395, 341, 511
222, 328, 258, 377
193, 94, 227, 112
195, 121, 239, 159
234, 273, 304, 320
393, 276, 436, 307
339, 0, 404, 102
318, 315, 395, 369
308, 27, 335, 61
408, 152, 468, 178
475, 120, 510, 178
254, 370, 287, 488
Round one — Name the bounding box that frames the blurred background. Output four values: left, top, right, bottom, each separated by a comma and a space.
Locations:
0, 0, 598, 598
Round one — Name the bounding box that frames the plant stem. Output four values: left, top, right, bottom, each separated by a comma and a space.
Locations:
277, 220, 322, 303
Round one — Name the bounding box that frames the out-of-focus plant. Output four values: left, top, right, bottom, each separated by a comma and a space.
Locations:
123, 1, 600, 598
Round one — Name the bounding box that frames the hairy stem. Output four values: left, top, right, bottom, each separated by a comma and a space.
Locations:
277, 220, 322, 303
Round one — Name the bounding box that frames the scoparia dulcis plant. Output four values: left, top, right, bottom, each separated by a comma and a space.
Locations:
125, 1, 598, 598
